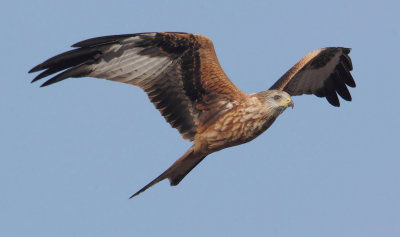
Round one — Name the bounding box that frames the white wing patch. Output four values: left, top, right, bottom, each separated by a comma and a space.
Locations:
88, 45, 173, 85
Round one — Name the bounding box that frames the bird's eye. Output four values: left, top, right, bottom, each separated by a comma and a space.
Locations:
273, 95, 281, 101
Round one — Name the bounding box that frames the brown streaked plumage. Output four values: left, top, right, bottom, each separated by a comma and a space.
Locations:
29, 32, 356, 198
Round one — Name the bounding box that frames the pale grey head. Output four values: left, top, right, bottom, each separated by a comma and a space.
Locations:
255, 90, 294, 113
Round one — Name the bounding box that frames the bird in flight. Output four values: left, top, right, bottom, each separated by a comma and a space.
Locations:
29, 32, 356, 198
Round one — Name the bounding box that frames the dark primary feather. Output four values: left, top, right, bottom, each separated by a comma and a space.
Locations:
29, 32, 245, 140
269, 47, 355, 107
71, 34, 137, 48
29, 47, 101, 82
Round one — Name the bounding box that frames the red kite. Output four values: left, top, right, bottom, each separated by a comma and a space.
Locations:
29, 32, 356, 198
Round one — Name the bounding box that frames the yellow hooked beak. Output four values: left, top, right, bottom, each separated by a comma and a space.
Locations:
278, 97, 294, 108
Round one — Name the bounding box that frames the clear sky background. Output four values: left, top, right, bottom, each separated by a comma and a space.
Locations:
1, 0, 399, 236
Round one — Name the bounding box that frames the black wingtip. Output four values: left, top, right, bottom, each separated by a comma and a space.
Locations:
40, 80, 54, 87
325, 89, 340, 107
40, 82, 50, 87
71, 34, 138, 48
31, 77, 40, 83
29, 65, 43, 73
38, 75, 67, 87
31, 71, 48, 83
342, 47, 351, 54
327, 99, 340, 107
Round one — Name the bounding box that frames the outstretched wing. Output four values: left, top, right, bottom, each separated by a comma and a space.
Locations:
29, 32, 247, 140
269, 47, 355, 106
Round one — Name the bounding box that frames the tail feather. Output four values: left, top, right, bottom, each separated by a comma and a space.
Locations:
129, 146, 207, 198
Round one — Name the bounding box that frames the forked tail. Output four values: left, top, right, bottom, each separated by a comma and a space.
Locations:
130, 146, 207, 198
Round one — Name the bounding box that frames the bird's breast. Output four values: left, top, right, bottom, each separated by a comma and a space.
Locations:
196, 98, 278, 152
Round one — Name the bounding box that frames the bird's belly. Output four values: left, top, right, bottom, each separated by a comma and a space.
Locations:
198, 110, 278, 152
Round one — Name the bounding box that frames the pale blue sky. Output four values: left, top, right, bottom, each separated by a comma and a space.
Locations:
1, 0, 399, 236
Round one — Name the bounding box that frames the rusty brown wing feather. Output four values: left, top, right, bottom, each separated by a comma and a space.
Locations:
269, 47, 356, 106
29, 32, 246, 140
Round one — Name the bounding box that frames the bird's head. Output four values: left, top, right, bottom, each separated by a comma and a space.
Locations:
264, 90, 294, 113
